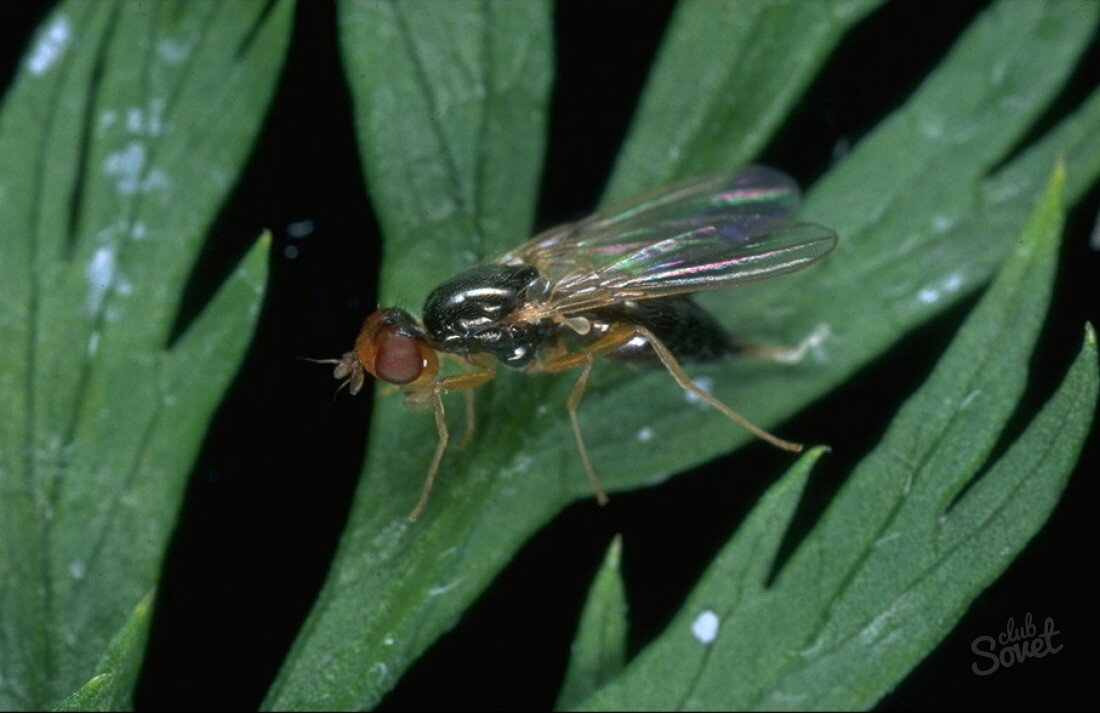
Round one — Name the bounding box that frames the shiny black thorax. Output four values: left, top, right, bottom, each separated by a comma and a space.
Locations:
422, 264, 553, 367
421, 263, 736, 369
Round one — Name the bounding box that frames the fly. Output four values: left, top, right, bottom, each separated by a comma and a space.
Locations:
323, 166, 837, 520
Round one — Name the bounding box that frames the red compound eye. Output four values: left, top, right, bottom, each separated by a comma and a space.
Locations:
373, 333, 425, 385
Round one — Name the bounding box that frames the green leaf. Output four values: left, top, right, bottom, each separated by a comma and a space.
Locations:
604, 0, 880, 203
268, 2, 1100, 708
342, 0, 552, 296
0, 2, 290, 708
556, 535, 628, 711
578, 163, 1097, 709
264, 2, 554, 708
51, 591, 153, 712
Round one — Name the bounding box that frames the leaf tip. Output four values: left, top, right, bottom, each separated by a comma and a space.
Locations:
135, 588, 156, 618
1049, 153, 1067, 195
605, 533, 623, 570
238, 230, 273, 291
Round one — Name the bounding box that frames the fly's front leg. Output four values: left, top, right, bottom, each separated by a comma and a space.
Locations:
406, 365, 495, 522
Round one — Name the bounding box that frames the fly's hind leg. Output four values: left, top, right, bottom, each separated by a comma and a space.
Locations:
733, 323, 831, 365
533, 320, 804, 509
637, 325, 803, 452
539, 321, 802, 502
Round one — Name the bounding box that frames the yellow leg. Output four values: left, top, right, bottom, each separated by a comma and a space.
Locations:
460, 388, 477, 450
535, 322, 801, 508
405, 366, 494, 522
455, 354, 494, 450
408, 389, 450, 522
539, 325, 648, 505
565, 354, 608, 504
734, 324, 831, 365
635, 325, 802, 452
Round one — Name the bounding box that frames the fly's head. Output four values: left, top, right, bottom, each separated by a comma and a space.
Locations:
329, 307, 439, 394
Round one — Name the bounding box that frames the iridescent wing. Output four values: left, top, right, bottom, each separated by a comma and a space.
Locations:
498, 166, 837, 316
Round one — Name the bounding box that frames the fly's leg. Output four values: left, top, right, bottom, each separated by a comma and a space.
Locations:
458, 354, 495, 450
411, 389, 449, 523
538, 325, 648, 505
565, 355, 605, 504
406, 366, 494, 522
733, 324, 831, 365
460, 389, 476, 450
639, 325, 803, 452
535, 321, 802, 506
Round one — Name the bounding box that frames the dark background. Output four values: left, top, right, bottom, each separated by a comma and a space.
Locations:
2, 1, 1097, 710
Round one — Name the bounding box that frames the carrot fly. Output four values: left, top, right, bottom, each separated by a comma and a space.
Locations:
323, 166, 837, 520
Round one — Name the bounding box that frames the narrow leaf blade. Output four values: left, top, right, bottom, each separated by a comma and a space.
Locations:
51, 591, 154, 712
269, 3, 1100, 708
605, 0, 879, 203
0, 2, 290, 707
556, 535, 628, 711
581, 164, 1097, 709
264, 3, 552, 708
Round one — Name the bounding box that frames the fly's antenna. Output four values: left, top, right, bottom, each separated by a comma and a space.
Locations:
299, 355, 360, 400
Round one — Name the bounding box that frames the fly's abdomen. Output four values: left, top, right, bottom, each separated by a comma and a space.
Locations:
584, 296, 735, 365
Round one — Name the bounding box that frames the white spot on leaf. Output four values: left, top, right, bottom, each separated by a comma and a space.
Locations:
916, 272, 963, 305
691, 610, 719, 644
931, 214, 954, 233
27, 16, 71, 75
157, 38, 189, 63
86, 246, 117, 314
103, 142, 147, 195
126, 107, 143, 133
99, 109, 118, 130
918, 114, 945, 139
873, 532, 900, 548
428, 577, 465, 597
125, 99, 166, 136
68, 560, 86, 580
141, 169, 170, 193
